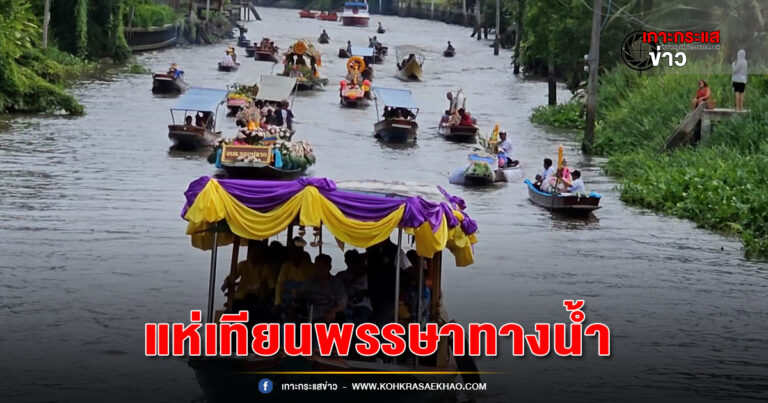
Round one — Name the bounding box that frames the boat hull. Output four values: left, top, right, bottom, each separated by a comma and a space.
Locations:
374, 119, 417, 143
341, 15, 370, 26
318, 36, 330, 44
443, 49, 455, 57
152, 74, 188, 94
525, 179, 601, 214
220, 163, 306, 180
218, 63, 240, 72
244, 46, 256, 57
438, 124, 478, 142
168, 125, 219, 150
255, 51, 279, 63
397, 59, 422, 81
338, 48, 351, 58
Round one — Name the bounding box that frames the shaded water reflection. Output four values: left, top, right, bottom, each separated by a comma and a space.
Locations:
0, 7, 766, 403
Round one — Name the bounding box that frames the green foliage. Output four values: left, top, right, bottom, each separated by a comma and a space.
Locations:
75, 0, 88, 57
126, 4, 177, 28
531, 102, 584, 129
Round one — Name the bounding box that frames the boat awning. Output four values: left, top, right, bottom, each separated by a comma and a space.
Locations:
181, 177, 478, 266
344, 2, 367, 7
171, 87, 229, 112
469, 154, 496, 164
257, 75, 296, 102
395, 45, 424, 57
373, 87, 418, 109
351, 46, 374, 57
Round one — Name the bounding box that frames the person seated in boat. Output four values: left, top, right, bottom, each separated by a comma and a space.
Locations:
446, 41, 454, 52
566, 170, 586, 194
275, 101, 295, 130
561, 158, 572, 182
337, 250, 372, 324
299, 254, 347, 323
378, 22, 384, 32
195, 112, 205, 127
320, 29, 330, 40
458, 108, 473, 126
226, 46, 237, 63
184, 115, 193, 126
222, 240, 276, 321
497, 131, 518, 167
691, 79, 712, 110
535, 158, 556, 187
221, 50, 235, 66
274, 237, 315, 312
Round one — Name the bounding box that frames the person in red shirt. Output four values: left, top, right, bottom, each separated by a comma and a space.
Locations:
458, 108, 473, 126
691, 79, 712, 110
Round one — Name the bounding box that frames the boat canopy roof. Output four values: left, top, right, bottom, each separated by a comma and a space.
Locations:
257, 75, 296, 102
351, 46, 375, 57
469, 154, 496, 164
395, 45, 424, 57
373, 87, 418, 109
344, 1, 368, 7
181, 176, 478, 266
171, 87, 229, 112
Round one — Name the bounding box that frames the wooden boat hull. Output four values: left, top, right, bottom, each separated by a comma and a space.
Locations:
377, 28, 386, 34
318, 36, 330, 44
317, 12, 338, 21
438, 124, 478, 142
525, 179, 601, 214
152, 74, 188, 94
218, 62, 240, 72
237, 39, 251, 47
341, 15, 370, 26
374, 119, 417, 143
299, 10, 318, 18
338, 48, 351, 58
190, 356, 456, 402
220, 162, 306, 180
168, 125, 219, 150
255, 51, 279, 63
244, 46, 255, 57
443, 49, 455, 57
398, 58, 422, 81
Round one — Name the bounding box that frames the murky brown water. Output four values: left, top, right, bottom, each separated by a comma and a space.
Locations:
1, 7, 767, 402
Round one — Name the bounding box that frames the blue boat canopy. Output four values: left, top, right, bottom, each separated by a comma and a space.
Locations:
373, 87, 418, 109
344, 2, 368, 7
351, 46, 375, 57
171, 87, 229, 112
469, 154, 496, 164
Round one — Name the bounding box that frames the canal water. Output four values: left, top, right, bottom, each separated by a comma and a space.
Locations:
1, 7, 766, 402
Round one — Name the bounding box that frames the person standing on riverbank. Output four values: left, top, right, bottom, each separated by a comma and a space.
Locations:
732, 50, 748, 111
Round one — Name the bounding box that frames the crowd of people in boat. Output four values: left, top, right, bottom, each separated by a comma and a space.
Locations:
382, 106, 416, 120
234, 99, 295, 141
256, 38, 278, 53
534, 157, 586, 194
183, 112, 214, 130
223, 237, 432, 327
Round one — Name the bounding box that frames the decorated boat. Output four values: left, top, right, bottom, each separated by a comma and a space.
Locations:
168, 87, 228, 150
152, 64, 188, 94
372, 87, 419, 143
316, 11, 339, 21
225, 83, 259, 115
340, 1, 370, 26
339, 55, 372, 107
212, 135, 314, 180
298, 9, 318, 18
180, 176, 479, 400
525, 179, 601, 214
280, 39, 329, 91
449, 154, 523, 186
395, 45, 425, 81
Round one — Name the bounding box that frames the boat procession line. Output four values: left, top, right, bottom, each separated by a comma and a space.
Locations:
239, 371, 500, 375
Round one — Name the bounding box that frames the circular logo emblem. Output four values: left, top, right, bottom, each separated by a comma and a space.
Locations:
621, 31, 659, 71
258, 378, 273, 394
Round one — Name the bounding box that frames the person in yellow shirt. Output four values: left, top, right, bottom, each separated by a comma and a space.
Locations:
222, 241, 276, 320
274, 237, 315, 308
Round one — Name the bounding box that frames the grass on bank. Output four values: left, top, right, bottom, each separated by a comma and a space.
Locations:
530, 66, 768, 259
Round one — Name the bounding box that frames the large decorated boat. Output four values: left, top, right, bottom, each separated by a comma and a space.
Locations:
167, 87, 228, 150
339, 55, 372, 107
180, 176, 479, 400
280, 39, 329, 91
372, 87, 419, 143
340, 1, 370, 26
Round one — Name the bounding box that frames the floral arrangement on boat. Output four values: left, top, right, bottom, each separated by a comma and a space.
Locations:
281, 39, 328, 87
464, 159, 494, 180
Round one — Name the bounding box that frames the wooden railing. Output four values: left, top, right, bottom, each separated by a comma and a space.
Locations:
124, 24, 179, 52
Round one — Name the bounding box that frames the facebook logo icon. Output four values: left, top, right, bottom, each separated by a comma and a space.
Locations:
258, 378, 273, 394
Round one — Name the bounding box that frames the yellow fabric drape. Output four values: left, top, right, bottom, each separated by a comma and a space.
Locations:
184, 179, 477, 266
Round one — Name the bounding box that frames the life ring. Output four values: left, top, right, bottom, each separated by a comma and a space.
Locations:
347, 56, 365, 74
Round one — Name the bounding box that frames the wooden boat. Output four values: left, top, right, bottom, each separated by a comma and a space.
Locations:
167, 87, 228, 150
220, 161, 306, 180
373, 87, 419, 143
298, 9, 318, 18
377, 27, 386, 34
217, 62, 240, 72
244, 45, 256, 57
152, 72, 189, 94
318, 33, 330, 44
340, 1, 370, 26
237, 37, 251, 47
316, 11, 338, 21
524, 179, 602, 214
438, 123, 479, 142
395, 45, 425, 81
180, 176, 479, 401
443, 48, 455, 57
281, 39, 327, 91
338, 48, 351, 58
254, 47, 279, 63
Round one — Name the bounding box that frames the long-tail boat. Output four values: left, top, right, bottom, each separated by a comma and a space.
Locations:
167, 87, 228, 150
524, 179, 602, 214
395, 45, 425, 81
372, 87, 419, 143
152, 68, 189, 94
180, 176, 479, 400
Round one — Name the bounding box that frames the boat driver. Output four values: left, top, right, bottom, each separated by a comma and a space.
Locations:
498, 131, 517, 167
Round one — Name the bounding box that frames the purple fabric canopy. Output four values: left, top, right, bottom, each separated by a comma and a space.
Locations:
182, 176, 477, 235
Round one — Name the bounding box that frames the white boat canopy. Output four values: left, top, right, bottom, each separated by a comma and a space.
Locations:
257, 75, 297, 103
372, 87, 418, 111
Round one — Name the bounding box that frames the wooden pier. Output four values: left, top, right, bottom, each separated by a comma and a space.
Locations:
662, 104, 748, 151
